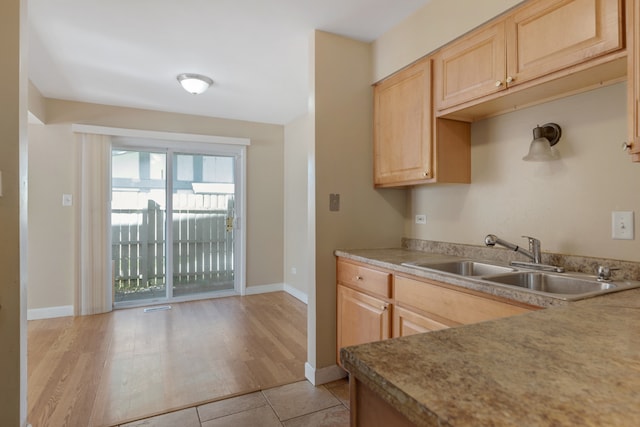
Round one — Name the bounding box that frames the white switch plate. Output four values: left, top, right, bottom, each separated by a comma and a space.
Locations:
612, 211, 634, 240
62, 194, 73, 207
415, 214, 427, 224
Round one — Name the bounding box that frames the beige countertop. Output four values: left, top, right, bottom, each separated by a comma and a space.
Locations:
337, 248, 640, 426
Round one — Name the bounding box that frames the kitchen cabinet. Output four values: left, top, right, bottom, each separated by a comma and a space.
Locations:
373, 57, 470, 187
392, 305, 451, 338
434, 0, 624, 114
337, 285, 391, 361
627, 0, 640, 161
336, 257, 538, 363
394, 275, 534, 326
336, 259, 392, 364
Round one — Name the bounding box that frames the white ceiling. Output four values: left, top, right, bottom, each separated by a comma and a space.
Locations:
28, 0, 431, 125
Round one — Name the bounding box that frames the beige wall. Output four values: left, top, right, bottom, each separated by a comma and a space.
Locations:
309, 31, 405, 374
27, 99, 285, 311
0, 0, 28, 424
27, 124, 75, 309
373, 0, 640, 263
284, 114, 312, 299
372, 0, 523, 82
407, 82, 640, 262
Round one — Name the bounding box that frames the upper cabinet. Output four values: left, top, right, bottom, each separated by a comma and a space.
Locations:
374, 59, 432, 186
507, 0, 623, 87
433, 21, 507, 111
627, 0, 640, 161
434, 0, 624, 115
373, 57, 470, 187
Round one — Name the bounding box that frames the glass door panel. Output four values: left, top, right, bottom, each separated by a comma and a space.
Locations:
172, 153, 235, 297
111, 150, 167, 304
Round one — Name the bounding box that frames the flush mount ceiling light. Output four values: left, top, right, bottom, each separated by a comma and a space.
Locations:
522, 122, 562, 161
177, 73, 213, 95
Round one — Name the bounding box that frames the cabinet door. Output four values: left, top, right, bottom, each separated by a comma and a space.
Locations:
627, 0, 640, 161
433, 21, 506, 111
392, 306, 451, 338
337, 285, 390, 363
506, 0, 623, 87
373, 58, 432, 186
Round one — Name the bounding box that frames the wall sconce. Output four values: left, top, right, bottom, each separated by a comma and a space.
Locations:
177, 73, 213, 95
522, 123, 562, 161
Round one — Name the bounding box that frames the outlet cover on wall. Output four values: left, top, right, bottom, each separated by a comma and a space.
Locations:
415, 214, 427, 224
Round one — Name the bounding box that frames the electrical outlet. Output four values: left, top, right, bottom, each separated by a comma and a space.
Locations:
612, 211, 634, 240
415, 214, 427, 224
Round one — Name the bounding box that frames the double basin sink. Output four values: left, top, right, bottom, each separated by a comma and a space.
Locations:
402, 260, 640, 300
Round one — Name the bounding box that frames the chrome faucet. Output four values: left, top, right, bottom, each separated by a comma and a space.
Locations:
484, 234, 541, 263
484, 234, 564, 272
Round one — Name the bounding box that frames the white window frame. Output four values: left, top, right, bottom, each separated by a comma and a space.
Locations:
73, 124, 249, 304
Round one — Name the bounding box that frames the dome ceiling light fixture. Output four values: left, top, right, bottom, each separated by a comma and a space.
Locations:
177, 73, 213, 95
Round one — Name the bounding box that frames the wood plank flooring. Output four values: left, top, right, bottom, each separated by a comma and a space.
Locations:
27, 291, 307, 427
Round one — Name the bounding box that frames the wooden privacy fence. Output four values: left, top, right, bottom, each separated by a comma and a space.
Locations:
112, 196, 234, 294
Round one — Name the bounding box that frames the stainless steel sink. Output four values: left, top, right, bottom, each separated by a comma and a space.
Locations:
403, 260, 517, 277
482, 272, 617, 296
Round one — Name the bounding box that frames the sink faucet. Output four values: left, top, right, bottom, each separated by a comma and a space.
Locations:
484, 234, 542, 263
484, 234, 564, 272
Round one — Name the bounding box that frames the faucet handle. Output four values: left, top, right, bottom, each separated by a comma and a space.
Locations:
596, 265, 619, 282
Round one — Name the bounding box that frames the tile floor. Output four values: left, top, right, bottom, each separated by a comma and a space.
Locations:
118, 378, 350, 427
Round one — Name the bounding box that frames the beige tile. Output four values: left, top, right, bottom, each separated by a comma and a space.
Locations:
198, 391, 267, 422
324, 378, 350, 409
120, 407, 200, 427
263, 380, 341, 421
201, 405, 282, 427
282, 406, 350, 427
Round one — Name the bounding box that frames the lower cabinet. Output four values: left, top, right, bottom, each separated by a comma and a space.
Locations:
336, 284, 391, 363
392, 305, 452, 337
336, 257, 539, 364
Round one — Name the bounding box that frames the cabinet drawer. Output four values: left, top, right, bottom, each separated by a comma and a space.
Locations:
337, 260, 391, 298
395, 275, 533, 325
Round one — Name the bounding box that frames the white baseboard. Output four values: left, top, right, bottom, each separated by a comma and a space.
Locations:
243, 283, 308, 305
27, 305, 74, 320
305, 362, 347, 386
243, 283, 285, 295
284, 284, 308, 304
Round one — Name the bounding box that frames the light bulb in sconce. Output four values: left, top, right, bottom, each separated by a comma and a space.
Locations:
522, 123, 562, 161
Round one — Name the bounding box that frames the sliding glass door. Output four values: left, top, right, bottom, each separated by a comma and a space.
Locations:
172, 153, 235, 297
111, 147, 238, 306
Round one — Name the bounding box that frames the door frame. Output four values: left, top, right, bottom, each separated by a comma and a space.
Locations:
73, 124, 249, 306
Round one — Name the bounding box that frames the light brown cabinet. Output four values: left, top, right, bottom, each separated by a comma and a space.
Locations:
373, 58, 470, 187
337, 285, 391, 358
392, 305, 451, 338
336, 257, 538, 363
336, 259, 392, 364
434, 0, 624, 113
627, 0, 640, 161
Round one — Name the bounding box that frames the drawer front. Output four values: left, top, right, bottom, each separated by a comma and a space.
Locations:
337, 259, 391, 298
395, 275, 532, 325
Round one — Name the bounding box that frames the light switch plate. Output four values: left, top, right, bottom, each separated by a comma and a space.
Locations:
62, 194, 73, 207
612, 211, 634, 240
329, 193, 340, 212
415, 214, 427, 224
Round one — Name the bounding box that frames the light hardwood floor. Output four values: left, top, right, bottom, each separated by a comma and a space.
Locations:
27, 291, 307, 427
